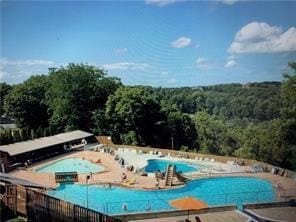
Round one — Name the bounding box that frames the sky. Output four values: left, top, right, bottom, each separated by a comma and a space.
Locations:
1, 0, 296, 87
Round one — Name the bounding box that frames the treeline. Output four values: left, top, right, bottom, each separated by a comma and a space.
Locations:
0, 63, 295, 170
149, 82, 281, 121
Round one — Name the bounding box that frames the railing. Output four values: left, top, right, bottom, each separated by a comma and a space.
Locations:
103, 188, 296, 215
1, 184, 121, 222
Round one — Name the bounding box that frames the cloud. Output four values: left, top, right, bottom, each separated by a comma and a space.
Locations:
114, 48, 128, 55
227, 55, 236, 60
102, 62, 152, 71
0, 70, 8, 79
0, 58, 55, 66
171, 37, 192, 48
228, 22, 296, 53
224, 60, 237, 68
167, 78, 177, 84
0, 58, 56, 83
221, 0, 238, 5
145, 0, 182, 7
196, 57, 211, 69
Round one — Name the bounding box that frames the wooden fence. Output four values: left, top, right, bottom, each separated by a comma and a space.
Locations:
96, 136, 114, 146
1, 184, 121, 222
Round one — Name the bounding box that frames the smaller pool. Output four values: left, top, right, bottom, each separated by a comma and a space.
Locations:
144, 159, 204, 173
36, 158, 104, 174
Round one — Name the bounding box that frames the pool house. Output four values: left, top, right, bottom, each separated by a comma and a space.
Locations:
0, 130, 94, 172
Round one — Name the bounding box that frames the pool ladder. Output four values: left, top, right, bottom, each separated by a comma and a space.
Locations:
165, 164, 175, 187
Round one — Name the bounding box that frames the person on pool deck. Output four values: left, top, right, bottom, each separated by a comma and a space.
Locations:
194, 216, 202, 222
122, 173, 127, 182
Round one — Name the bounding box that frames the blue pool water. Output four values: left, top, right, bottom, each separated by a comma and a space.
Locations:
47, 177, 275, 215
36, 158, 104, 174
144, 159, 203, 173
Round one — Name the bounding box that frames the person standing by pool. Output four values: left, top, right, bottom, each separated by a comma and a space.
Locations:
155, 179, 160, 189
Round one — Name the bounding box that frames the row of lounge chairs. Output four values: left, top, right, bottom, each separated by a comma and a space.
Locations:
271, 167, 289, 177
195, 157, 215, 162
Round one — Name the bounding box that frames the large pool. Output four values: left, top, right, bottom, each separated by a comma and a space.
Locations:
144, 159, 204, 173
36, 158, 104, 174
47, 177, 275, 215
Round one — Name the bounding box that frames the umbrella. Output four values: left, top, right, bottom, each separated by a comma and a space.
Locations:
170, 196, 208, 210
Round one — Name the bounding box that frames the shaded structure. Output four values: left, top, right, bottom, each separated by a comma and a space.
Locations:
0, 130, 94, 172
0, 172, 48, 189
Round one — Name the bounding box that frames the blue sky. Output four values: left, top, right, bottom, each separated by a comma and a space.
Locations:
1, 0, 296, 86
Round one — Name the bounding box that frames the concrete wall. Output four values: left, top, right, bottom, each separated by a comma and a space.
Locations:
114, 205, 237, 221
243, 201, 292, 210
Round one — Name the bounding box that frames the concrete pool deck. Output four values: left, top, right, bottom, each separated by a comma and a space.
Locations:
247, 206, 296, 222
115, 149, 250, 176
10, 149, 296, 193
129, 210, 250, 222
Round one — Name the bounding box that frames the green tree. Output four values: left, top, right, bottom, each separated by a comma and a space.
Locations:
278, 62, 296, 169
105, 87, 165, 146
47, 63, 121, 132
0, 82, 13, 115
166, 111, 197, 150
281, 62, 296, 119
4, 75, 49, 129
193, 111, 226, 154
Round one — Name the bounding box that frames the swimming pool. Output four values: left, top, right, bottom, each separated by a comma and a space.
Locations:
144, 159, 204, 173
36, 158, 104, 174
47, 177, 275, 215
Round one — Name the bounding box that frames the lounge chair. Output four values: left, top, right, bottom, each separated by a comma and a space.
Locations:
279, 169, 286, 176
227, 160, 236, 165
123, 178, 136, 185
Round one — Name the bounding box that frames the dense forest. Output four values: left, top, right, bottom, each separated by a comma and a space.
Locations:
0, 62, 295, 170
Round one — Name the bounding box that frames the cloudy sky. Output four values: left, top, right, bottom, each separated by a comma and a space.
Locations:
1, 0, 296, 86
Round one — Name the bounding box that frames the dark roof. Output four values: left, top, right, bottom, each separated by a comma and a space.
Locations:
0, 172, 50, 189
0, 130, 93, 156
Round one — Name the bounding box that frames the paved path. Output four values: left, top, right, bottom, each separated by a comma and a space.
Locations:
130, 210, 249, 222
